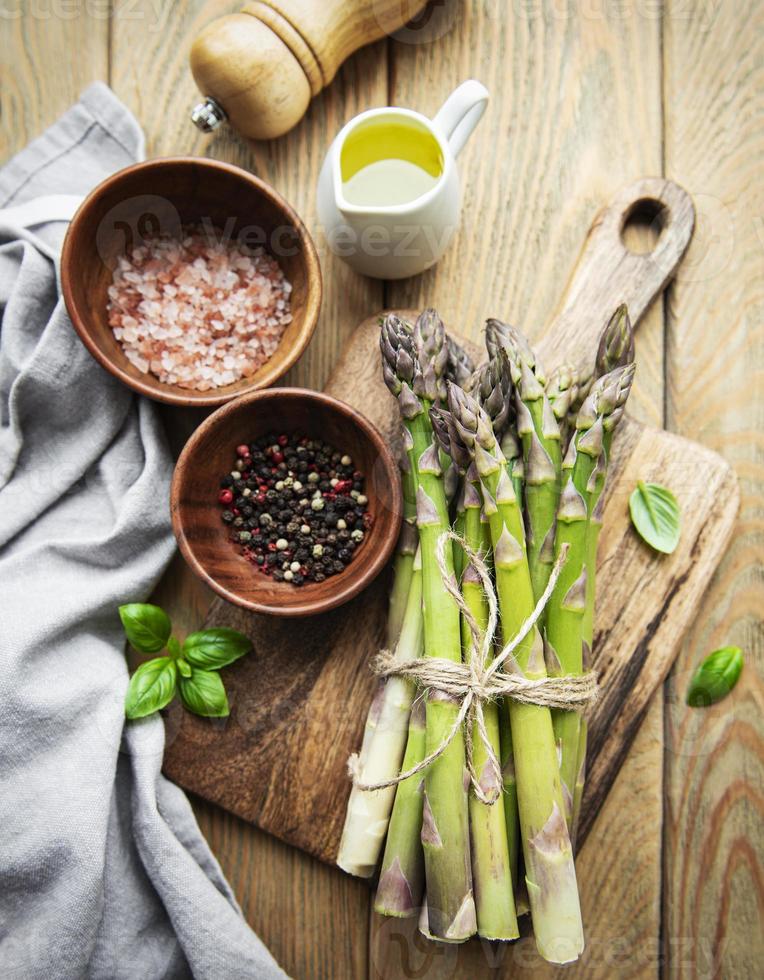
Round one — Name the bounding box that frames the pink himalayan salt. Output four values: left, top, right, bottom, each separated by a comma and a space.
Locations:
107, 226, 292, 392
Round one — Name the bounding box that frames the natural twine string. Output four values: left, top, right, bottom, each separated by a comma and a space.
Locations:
349, 532, 599, 805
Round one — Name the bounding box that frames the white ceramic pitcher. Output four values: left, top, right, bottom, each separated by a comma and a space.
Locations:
317, 80, 489, 279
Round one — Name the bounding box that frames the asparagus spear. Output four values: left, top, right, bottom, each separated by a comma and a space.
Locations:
486, 319, 563, 606
570, 306, 635, 837
459, 466, 519, 940
462, 351, 524, 908
374, 694, 427, 916
546, 359, 636, 823
596, 304, 635, 377
384, 318, 420, 645
387, 444, 418, 646
436, 387, 524, 911
338, 318, 421, 877
582, 305, 635, 647
436, 394, 519, 935
338, 549, 424, 878
380, 312, 476, 942
447, 382, 583, 963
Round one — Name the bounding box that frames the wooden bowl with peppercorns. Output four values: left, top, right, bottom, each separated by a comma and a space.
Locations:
172, 388, 402, 616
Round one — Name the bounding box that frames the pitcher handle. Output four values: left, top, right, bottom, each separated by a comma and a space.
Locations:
432, 80, 489, 158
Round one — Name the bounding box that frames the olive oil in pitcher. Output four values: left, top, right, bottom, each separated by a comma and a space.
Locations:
339, 117, 443, 208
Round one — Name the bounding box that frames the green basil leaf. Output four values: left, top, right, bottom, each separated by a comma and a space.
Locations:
119, 604, 172, 654
179, 668, 230, 717
182, 628, 251, 670
125, 657, 177, 719
629, 481, 681, 554
686, 646, 744, 707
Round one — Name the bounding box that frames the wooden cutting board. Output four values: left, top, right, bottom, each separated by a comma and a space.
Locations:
163, 178, 739, 862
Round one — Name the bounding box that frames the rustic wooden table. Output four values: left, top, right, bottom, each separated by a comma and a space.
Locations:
2, 2, 761, 977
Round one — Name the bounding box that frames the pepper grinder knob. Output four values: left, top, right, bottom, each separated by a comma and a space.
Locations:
191, 97, 227, 133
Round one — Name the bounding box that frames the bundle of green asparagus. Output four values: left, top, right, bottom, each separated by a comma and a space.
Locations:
338, 306, 636, 961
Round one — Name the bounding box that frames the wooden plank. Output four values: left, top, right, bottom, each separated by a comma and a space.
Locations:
379, 4, 668, 976
662, 2, 764, 976
0, 1, 108, 157
109, 4, 387, 978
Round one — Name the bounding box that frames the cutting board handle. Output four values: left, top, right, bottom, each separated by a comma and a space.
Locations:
538, 177, 695, 368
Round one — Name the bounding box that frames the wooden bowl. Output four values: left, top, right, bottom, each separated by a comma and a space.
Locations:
171, 388, 402, 616
61, 157, 321, 407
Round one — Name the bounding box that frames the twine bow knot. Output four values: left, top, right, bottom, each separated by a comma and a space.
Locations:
349, 532, 598, 805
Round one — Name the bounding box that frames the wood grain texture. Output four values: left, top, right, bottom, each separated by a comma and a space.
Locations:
0, 4, 107, 158
5, 2, 761, 977
662, 2, 764, 976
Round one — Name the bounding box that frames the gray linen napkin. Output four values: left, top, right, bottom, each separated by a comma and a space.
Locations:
0, 83, 286, 980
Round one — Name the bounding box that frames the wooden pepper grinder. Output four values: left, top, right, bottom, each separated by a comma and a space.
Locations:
190, 0, 430, 140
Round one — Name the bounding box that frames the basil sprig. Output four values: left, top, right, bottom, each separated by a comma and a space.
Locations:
121, 603, 250, 720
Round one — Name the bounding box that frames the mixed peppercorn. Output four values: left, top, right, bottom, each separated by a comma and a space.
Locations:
217, 433, 371, 585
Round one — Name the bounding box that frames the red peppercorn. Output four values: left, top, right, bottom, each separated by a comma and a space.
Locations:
267, 542, 277, 552
218, 489, 234, 505
334, 479, 353, 493
272, 452, 284, 464
236, 444, 250, 458
256, 493, 266, 504
278, 434, 289, 447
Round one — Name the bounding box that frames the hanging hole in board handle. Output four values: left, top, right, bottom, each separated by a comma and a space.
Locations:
432, 80, 490, 159
597, 178, 696, 280
620, 198, 668, 255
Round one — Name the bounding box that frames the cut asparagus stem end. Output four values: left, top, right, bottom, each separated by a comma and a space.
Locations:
525, 802, 585, 963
